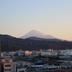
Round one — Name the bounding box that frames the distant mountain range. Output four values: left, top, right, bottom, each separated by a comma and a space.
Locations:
0, 30, 72, 51
21, 30, 56, 39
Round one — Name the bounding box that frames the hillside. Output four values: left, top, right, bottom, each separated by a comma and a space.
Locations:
0, 34, 72, 51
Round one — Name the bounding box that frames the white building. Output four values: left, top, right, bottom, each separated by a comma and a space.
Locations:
40, 49, 58, 56
59, 49, 72, 55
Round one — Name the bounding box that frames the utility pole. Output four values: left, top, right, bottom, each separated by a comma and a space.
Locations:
0, 39, 1, 59
0, 40, 1, 58
0, 40, 1, 72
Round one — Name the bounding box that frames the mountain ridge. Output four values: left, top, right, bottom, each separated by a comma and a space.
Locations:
0, 34, 72, 51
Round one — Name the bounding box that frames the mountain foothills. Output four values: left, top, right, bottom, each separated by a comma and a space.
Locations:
0, 30, 72, 51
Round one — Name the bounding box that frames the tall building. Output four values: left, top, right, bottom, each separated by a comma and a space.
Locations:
2, 58, 16, 72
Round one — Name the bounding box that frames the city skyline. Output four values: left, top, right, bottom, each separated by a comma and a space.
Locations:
0, 0, 72, 40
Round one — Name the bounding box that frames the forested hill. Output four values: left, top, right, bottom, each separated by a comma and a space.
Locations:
0, 34, 72, 51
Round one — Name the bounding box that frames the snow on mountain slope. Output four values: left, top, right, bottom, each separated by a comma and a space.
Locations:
21, 30, 56, 39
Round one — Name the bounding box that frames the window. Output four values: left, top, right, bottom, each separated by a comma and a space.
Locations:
5, 65, 11, 67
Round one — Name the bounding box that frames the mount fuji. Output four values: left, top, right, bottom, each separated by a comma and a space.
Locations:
21, 30, 56, 39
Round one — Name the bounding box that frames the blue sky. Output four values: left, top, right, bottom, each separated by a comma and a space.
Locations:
0, 0, 72, 40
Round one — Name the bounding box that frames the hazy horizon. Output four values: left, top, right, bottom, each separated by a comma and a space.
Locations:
0, 0, 72, 40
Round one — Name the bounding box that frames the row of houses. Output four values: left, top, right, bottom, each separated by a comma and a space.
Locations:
1, 49, 72, 57
1, 57, 72, 72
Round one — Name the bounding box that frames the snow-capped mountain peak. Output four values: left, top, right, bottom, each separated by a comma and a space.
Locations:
21, 30, 56, 39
